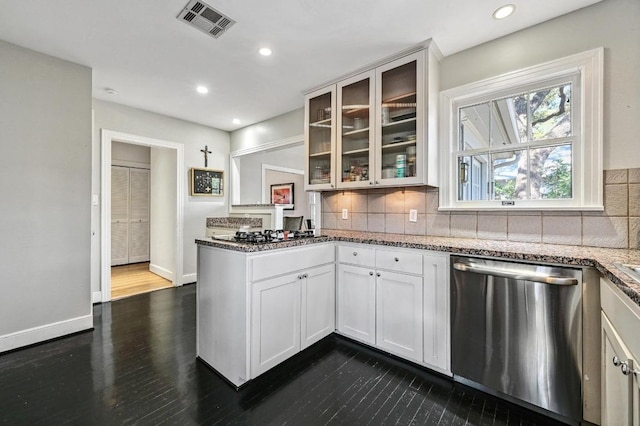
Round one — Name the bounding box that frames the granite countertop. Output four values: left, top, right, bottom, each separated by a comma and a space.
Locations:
195, 229, 640, 307
206, 217, 263, 229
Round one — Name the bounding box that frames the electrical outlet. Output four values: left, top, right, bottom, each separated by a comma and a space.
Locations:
342, 209, 349, 220
409, 209, 418, 222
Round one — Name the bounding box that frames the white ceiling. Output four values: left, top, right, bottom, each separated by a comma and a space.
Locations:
0, 0, 602, 132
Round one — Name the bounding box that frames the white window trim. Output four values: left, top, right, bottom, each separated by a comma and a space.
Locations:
439, 47, 604, 211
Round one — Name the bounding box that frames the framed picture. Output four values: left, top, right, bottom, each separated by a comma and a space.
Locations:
191, 168, 224, 196
270, 182, 294, 210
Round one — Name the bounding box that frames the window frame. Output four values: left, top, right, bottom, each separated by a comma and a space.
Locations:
439, 48, 604, 211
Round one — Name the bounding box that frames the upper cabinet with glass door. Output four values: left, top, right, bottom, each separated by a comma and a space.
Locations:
305, 86, 336, 190
337, 71, 375, 189
304, 40, 441, 191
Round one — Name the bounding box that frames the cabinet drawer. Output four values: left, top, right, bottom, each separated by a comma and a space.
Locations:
375, 248, 423, 275
251, 243, 335, 282
337, 244, 375, 267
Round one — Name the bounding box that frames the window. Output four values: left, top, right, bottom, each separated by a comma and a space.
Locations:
440, 48, 604, 211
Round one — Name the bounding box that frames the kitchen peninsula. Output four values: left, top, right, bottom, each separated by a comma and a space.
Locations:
195, 230, 640, 424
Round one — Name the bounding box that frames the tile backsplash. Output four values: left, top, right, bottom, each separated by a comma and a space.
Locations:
321, 168, 640, 249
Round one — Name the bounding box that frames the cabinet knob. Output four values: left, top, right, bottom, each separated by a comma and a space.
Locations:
330, 184, 334, 188
613, 356, 622, 367
303, 273, 308, 279
369, 181, 373, 185
375, 181, 379, 184
369, 271, 374, 276
394, 257, 399, 262
297, 275, 303, 280
376, 273, 381, 277
353, 252, 358, 256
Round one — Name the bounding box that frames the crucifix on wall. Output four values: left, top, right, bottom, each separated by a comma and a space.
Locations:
200, 145, 212, 167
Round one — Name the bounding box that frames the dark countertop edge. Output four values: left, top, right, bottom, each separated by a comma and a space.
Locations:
195, 232, 640, 307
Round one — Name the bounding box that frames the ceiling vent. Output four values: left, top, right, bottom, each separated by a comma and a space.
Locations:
177, 0, 236, 39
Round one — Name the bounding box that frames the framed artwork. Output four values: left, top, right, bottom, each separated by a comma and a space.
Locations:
270, 182, 294, 209
191, 168, 224, 196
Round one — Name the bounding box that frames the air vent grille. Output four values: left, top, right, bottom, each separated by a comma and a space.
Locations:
177, 0, 236, 39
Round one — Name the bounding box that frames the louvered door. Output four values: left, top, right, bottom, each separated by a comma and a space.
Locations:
111, 166, 150, 266
111, 166, 130, 266
128, 168, 150, 263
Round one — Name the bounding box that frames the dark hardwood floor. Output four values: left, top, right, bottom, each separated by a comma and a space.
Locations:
0, 284, 561, 425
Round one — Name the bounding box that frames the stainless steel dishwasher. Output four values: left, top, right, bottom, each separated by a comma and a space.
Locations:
451, 256, 582, 422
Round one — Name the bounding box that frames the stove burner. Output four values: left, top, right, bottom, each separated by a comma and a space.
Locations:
233, 229, 315, 244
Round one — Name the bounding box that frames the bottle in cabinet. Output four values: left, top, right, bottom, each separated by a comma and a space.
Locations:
305, 86, 336, 190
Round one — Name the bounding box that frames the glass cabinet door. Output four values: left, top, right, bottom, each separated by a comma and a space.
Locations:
337, 71, 375, 189
375, 52, 424, 185
305, 87, 336, 190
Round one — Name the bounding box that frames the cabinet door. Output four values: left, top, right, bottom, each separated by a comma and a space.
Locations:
376, 270, 423, 362
423, 253, 450, 372
337, 71, 375, 189
337, 264, 376, 345
251, 273, 301, 378
301, 264, 336, 349
602, 313, 635, 426
305, 86, 336, 191
374, 51, 425, 186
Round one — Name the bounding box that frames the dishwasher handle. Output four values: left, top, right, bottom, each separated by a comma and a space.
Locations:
453, 262, 579, 286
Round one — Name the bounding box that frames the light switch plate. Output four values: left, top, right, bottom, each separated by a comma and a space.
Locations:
92, 194, 99, 206
409, 209, 418, 222
342, 209, 348, 219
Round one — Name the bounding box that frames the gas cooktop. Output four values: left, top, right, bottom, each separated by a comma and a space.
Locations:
212, 230, 317, 244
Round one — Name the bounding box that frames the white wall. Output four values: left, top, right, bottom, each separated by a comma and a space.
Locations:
112, 141, 150, 166
0, 40, 92, 351
91, 99, 230, 290
440, 0, 640, 170
264, 169, 308, 221
230, 108, 304, 152
150, 147, 176, 281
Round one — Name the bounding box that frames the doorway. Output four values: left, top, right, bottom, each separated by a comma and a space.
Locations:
101, 130, 185, 303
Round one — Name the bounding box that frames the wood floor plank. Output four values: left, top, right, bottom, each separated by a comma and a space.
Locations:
111, 262, 172, 300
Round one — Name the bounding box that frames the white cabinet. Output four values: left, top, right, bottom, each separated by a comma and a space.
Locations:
301, 264, 336, 349
251, 272, 301, 377
249, 245, 336, 379
336, 243, 449, 368
305, 41, 441, 191
337, 263, 376, 345
375, 270, 422, 362
601, 278, 640, 426
197, 242, 335, 388
422, 253, 449, 373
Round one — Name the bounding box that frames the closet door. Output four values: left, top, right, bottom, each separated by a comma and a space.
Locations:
111, 166, 129, 266
129, 168, 150, 263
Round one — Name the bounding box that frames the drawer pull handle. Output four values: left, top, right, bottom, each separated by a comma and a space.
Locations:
353, 252, 358, 256
394, 257, 399, 262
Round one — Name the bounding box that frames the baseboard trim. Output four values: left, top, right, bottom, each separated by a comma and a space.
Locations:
0, 314, 93, 354
92, 291, 102, 304
183, 273, 196, 286
149, 263, 173, 282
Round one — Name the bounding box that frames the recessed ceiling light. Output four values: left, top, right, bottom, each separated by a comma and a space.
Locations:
259, 47, 272, 57
196, 85, 209, 94
232, 118, 241, 125
105, 88, 118, 95
493, 4, 516, 19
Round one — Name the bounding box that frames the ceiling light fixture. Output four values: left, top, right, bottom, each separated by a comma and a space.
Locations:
232, 118, 241, 125
259, 47, 272, 56
105, 88, 118, 95
196, 85, 209, 94
493, 4, 516, 19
